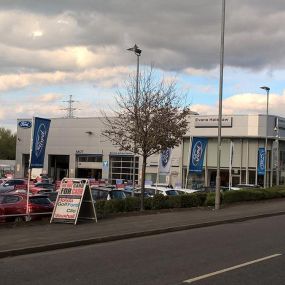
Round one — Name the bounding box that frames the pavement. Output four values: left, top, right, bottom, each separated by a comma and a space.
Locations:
1, 198, 285, 259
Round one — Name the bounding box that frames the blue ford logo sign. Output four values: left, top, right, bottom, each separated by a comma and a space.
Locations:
161, 148, 171, 168
18, 121, 32, 129
192, 141, 203, 166
35, 123, 47, 158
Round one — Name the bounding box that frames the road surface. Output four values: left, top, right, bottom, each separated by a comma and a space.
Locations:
1, 214, 285, 284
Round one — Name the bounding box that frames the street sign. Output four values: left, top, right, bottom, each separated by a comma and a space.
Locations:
50, 178, 97, 225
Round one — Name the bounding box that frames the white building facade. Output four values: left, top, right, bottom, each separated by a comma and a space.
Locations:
15, 114, 285, 188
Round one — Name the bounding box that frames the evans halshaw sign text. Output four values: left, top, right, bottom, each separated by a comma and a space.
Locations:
194, 116, 232, 128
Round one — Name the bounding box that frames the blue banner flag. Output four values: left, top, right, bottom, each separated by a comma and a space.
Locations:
159, 148, 172, 174
257, 147, 266, 175
30, 117, 51, 168
189, 137, 208, 173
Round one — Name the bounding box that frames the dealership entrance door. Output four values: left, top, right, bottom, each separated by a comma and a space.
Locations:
77, 168, 102, 179
48, 155, 69, 181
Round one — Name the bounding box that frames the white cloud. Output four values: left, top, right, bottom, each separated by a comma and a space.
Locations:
38, 93, 64, 102
191, 91, 285, 116
0, 66, 130, 91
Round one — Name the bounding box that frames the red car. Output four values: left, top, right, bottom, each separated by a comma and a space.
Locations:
0, 193, 54, 222
29, 182, 55, 195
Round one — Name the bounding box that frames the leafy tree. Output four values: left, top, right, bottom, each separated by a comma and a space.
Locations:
102, 68, 191, 210
0, 128, 16, 159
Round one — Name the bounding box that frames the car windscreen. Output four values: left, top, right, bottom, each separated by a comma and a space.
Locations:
165, 190, 179, 196
110, 191, 126, 199
145, 188, 156, 196
29, 197, 51, 205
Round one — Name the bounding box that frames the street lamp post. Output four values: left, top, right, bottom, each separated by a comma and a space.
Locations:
260, 86, 270, 188
215, 0, 226, 210
127, 44, 142, 196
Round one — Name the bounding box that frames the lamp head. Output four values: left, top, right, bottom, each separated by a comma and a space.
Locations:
260, 86, 270, 92
127, 44, 142, 56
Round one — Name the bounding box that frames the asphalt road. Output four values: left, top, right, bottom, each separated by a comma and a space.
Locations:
1, 215, 285, 285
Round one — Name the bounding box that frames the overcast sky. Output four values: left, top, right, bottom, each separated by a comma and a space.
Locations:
1, 0, 285, 131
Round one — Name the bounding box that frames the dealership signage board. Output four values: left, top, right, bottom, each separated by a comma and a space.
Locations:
194, 116, 232, 128
51, 178, 97, 224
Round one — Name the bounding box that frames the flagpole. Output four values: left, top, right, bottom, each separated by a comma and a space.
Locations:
155, 153, 160, 194
186, 136, 193, 188
26, 116, 35, 221
229, 141, 232, 190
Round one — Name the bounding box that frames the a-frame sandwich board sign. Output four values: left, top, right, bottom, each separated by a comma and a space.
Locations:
50, 178, 97, 225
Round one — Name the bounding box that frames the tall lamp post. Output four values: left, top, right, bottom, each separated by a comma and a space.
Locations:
260, 86, 270, 188
215, 0, 226, 210
127, 44, 142, 195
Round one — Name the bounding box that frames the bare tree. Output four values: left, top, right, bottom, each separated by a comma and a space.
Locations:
102, 68, 191, 210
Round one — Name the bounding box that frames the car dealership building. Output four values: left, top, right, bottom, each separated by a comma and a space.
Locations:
15, 114, 285, 188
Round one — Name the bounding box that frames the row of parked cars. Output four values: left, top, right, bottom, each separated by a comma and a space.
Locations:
90, 184, 200, 201
0, 178, 262, 222
0, 179, 58, 222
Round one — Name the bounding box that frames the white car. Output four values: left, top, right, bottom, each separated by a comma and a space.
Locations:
174, 188, 200, 195
136, 186, 179, 197
147, 186, 179, 196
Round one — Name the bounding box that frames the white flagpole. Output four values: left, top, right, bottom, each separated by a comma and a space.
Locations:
26, 116, 35, 221
155, 153, 160, 194
186, 136, 193, 189
229, 141, 233, 190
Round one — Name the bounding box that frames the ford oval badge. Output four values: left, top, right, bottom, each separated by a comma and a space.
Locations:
161, 148, 171, 168
35, 123, 47, 158
18, 121, 32, 129
192, 141, 203, 166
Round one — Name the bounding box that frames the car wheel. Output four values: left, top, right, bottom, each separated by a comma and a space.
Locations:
14, 216, 25, 223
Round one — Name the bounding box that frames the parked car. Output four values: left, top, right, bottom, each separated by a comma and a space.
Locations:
37, 190, 58, 202
123, 186, 134, 197
135, 187, 179, 197
0, 179, 27, 192
29, 182, 55, 195
156, 188, 179, 196
134, 187, 156, 197
235, 184, 261, 190
0, 193, 54, 222
174, 188, 200, 195
90, 187, 127, 201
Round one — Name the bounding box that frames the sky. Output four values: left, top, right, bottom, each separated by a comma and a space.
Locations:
1, 0, 285, 132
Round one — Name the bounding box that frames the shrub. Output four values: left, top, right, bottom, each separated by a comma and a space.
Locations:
144, 197, 153, 210
96, 187, 285, 217
180, 194, 199, 208
205, 193, 216, 206
124, 197, 140, 212
152, 194, 170, 209
195, 192, 207, 206
277, 190, 285, 197
168, 195, 181, 208
223, 189, 265, 203
95, 200, 106, 217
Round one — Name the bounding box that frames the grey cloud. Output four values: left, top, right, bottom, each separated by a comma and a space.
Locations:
0, 0, 285, 72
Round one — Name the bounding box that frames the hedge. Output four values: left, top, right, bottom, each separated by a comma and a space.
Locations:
222, 187, 285, 204
95, 187, 285, 217
96, 192, 208, 217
